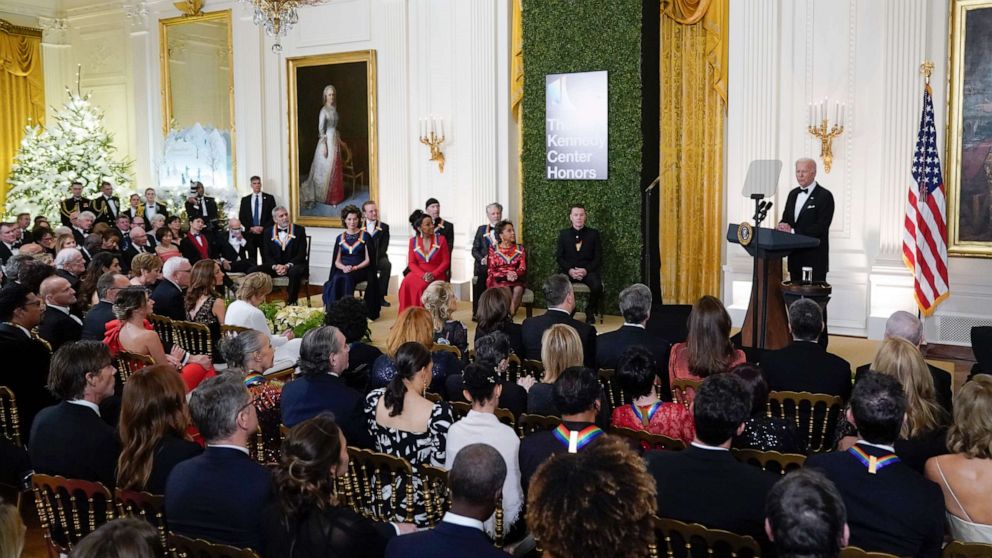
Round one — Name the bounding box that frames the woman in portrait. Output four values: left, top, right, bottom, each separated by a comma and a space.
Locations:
302, 84, 345, 209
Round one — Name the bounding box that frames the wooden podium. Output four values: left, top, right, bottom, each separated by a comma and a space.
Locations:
727, 224, 819, 350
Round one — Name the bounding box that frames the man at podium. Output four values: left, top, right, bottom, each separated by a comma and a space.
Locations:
776, 158, 835, 282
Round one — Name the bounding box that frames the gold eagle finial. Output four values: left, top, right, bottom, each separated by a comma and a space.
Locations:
174, 0, 203, 16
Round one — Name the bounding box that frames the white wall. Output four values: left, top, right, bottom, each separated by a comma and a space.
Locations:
725, 0, 992, 344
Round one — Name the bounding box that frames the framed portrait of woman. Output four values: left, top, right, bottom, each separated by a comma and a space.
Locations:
287, 50, 378, 228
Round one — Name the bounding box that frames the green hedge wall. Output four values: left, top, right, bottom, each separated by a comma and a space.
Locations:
521, 0, 643, 313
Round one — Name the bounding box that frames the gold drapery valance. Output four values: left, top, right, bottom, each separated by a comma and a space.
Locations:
659, 0, 728, 304
0, 19, 45, 212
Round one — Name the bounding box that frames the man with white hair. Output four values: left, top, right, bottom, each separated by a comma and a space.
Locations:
257, 206, 308, 305
151, 257, 191, 320
596, 283, 670, 391
73, 210, 96, 246
776, 158, 835, 283
38, 275, 82, 351
121, 226, 153, 274
217, 218, 253, 273
854, 310, 953, 413
54, 248, 86, 291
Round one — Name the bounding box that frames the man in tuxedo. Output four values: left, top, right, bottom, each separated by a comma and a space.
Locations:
385, 444, 508, 558
805, 372, 944, 556
854, 310, 953, 414
13, 213, 30, 246
0, 284, 53, 444
60, 181, 92, 226
519, 366, 603, 490
185, 181, 220, 232
762, 298, 851, 399
238, 176, 276, 263
765, 469, 850, 558
38, 275, 82, 352
54, 248, 86, 291
258, 206, 308, 305
596, 283, 671, 395
122, 227, 154, 272
166, 374, 273, 551
555, 204, 603, 323
82, 273, 129, 341
470, 202, 502, 316
92, 181, 121, 225
73, 211, 96, 248
363, 200, 391, 307
646, 373, 777, 539
29, 340, 119, 487
179, 216, 215, 265
425, 197, 455, 258
217, 218, 254, 273
521, 274, 597, 367
113, 214, 132, 252
151, 257, 191, 320
777, 158, 835, 282
141, 187, 169, 222
0, 222, 19, 266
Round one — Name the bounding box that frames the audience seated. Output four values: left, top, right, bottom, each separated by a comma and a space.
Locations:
855, 310, 953, 414
165, 374, 273, 551
444, 363, 523, 536
473, 287, 524, 357
369, 307, 460, 395
806, 371, 944, 556
324, 295, 381, 390
184, 259, 226, 363
668, 295, 745, 393
0, 283, 55, 443
364, 341, 453, 524
280, 325, 371, 448
521, 274, 597, 367
765, 469, 849, 558
116, 364, 202, 494
519, 366, 604, 490
54, 247, 86, 291
446, 331, 528, 417
263, 414, 408, 558
37, 275, 82, 352
105, 286, 214, 391
0, 497, 25, 558
150, 257, 190, 321
597, 283, 671, 397
398, 211, 450, 312
77, 252, 121, 312
0, 437, 31, 489
81, 273, 129, 341
611, 346, 694, 444
422, 281, 468, 356
128, 253, 162, 288
216, 218, 254, 273
178, 216, 214, 265
762, 299, 852, 399
731, 364, 807, 454
17, 258, 55, 293
527, 324, 584, 416
220, 330, 284, 464
386, 444, 508, 558
835, 337, 950, 472
646, 373, 776, 539
70, 517, 161, 558
924, 374, 992, 543
225, 272, 302, 369
528, 436, 656, 558
30, 341, 120, 487
154, 227, 180, 263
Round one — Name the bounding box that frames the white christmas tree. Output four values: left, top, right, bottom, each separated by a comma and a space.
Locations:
6, 88, 133, 219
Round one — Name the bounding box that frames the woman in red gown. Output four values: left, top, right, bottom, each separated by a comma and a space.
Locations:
398, 212, 450, 312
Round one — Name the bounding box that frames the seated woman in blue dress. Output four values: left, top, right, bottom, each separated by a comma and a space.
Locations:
323, 204, 381, 319
369, 307, 461, 398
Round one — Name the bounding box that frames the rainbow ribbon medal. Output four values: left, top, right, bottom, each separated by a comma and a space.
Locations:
631, 402, 662, 427
553, 424, 604, 454
847, 445, 899, 474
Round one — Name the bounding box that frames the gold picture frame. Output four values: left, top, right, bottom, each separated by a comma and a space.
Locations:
947, 0, 992, 257
287, 50, 378, 228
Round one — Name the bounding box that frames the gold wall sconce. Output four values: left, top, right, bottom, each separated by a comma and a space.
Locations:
807, 98, 845, 173
419, 115, 445, 173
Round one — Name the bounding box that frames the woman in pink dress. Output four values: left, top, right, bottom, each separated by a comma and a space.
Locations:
668, 295, 746, 398
398, 212, 449, 312
155, 228, 181, 263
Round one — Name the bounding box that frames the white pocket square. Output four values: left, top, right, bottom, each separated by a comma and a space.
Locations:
807, 205, 816, 209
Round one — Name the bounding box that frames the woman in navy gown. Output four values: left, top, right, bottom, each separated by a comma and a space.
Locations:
323, 204, 381, 319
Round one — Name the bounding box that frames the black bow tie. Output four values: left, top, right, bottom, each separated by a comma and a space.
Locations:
800, 188, 809, 194
278, 227, 288, 232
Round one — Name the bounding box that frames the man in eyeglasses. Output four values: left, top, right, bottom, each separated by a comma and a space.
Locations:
218, 218, 254, 273
0, 283, 54, 443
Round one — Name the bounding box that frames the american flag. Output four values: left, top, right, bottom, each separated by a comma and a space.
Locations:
903, 83, 949, 315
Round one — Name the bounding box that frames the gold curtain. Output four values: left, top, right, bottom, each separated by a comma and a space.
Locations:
659, 0, 728, 304
511, 0, 524, 239
0, 21, 45, 213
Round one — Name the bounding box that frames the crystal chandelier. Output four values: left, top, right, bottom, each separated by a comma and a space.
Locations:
239, 0, 325, 53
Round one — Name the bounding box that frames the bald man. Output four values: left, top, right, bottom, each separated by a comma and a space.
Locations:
777, 158, 835, 283
38, 275, 82, 351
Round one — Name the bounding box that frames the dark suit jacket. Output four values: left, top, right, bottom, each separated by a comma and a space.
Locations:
596, 324, 671, 396
56, 269, 81, 292
434, 218, 455, 255
806, 443, 945, 557
215, 235, 253, 273
150, 280, 185, 321
780, 183, 835, 278
263, 502, 394, 558
121, 243, 154, 272
474, 321, 525, 359
140, 201, 169, 222
521, 308, 597, 368
185, 196, 220, 229
29, 401, 120, 487
179, 233, 215, 264
261, 224, 308, 268
146, 433, 202, 494
385, 521, 506, 558
60, 197, 93, 226
38, 307, 82, 352
91, 195, 121, 224
0, 323, 54, 443
519, 420, 598, 491
471, 224, 497, 276
165, 446, 273, 551
855, 363, 952, 415
82, 300, 115, 341
762, 340, 852, 400
238, 193, 276, 229
0, 243, 13, 266
646, 444, 777, 539
555, 226, 602, 273
367, 221, 391, 262
280, 373, 372, 448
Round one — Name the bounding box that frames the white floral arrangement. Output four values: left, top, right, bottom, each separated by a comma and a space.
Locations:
269, 305, 325, 337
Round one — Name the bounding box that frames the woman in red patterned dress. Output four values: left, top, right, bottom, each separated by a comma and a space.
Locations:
486, 220, 526, 316
612, 346, 694, 444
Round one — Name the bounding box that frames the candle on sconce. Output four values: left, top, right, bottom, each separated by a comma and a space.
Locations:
808, 103, 812, 127
840, 104, 845, 127
834, 101, 839, 125
439, 117, 444, 138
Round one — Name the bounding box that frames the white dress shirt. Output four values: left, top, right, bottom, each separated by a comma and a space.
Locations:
225, 300, 301, 368
441, 512, 485, 532
793, 183, 817, 222
47, 304, 83, 325
68, 399, 101, 417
